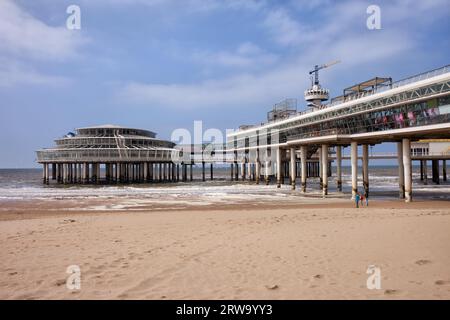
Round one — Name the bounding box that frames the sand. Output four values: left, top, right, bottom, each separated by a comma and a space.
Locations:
0, 199, 449, 299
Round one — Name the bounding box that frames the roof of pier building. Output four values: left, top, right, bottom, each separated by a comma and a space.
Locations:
73, 124, 156, 138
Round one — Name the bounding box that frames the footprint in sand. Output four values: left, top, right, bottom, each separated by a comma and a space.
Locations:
415, 259, 432, 266
435, 280, 450, 286
54, 279, 66, 287
265, 284, 279, 290
384, 289, 398, 295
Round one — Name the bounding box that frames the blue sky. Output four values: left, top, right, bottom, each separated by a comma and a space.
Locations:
0, 0, 449, 168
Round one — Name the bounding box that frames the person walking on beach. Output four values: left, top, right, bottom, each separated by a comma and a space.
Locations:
355, 193, 360, 208
365, 193, 369, 206
360, 193, 365, 207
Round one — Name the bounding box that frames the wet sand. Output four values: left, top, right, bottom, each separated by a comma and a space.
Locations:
0, 197, 449, 300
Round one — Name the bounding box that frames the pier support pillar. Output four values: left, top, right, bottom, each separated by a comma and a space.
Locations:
336, 146, 342, 192
432, 160, 439, 184
91, 163, 96, 183
62, 163, 66, 184
56, 163, 61, 183
79, 163, 83, 183
443, 160, 447, 181
83, 163, 88, 183
402, 138, 412, 202
144, 162, 148, 182
265, 161, 270, 185
397, 142, 405, 198
420, 160, 424, 180
362, 144, 369, 198
276, 147, 281, 188
322, 145, 328, 196
255, 151, 260, 184
210, 163, 213, 181
104, 163, 109, 182
351, 142, 358, 199
231, 163, 234, 181
422, 160, 427, 185
190, 164, 193, 181
202, 162, 206, 181
318, 147, 323, 189
255, 160, 260, 185
43, 163, 48, 184
96, 163, 100, 184
116, 163, 121, 183
241, 162, 246, 181
51, 163, 56, 180
300, 145, 307, 193
290, 147, 296, 190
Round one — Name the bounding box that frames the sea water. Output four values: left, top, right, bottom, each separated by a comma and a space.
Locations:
0, 166, 448, 204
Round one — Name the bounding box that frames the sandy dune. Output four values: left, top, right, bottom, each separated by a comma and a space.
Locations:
0, 200, 449, 299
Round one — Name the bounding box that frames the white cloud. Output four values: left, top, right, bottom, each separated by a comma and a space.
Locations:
0, 60, 70, 87
263, 8, 308, 46
81, 0, 266, 13
0, 0, 86, 61
0, 0, 87, 87
192, 42, 277, 68
116, 29, 414, 110
113, 0, 447, 111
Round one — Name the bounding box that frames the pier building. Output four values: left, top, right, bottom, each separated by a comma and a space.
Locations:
36, 125, 180, 184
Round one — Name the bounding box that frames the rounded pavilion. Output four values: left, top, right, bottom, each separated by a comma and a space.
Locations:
36, 125, 181, 184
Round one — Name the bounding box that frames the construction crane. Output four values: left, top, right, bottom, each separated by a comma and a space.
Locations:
309, 60, 340, 86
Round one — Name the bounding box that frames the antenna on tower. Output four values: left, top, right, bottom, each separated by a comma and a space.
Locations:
308, 60, 340, 86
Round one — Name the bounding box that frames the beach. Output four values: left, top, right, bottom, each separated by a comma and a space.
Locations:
1, 197, 449, 300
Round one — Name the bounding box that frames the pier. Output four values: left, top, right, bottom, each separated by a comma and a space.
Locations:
225, 64, 450, 202
36, 65, 450, 202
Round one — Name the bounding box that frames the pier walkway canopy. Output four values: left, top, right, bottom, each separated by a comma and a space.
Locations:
331, 77, 392, 104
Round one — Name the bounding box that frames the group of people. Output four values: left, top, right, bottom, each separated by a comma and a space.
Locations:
354, 192, 368, 208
